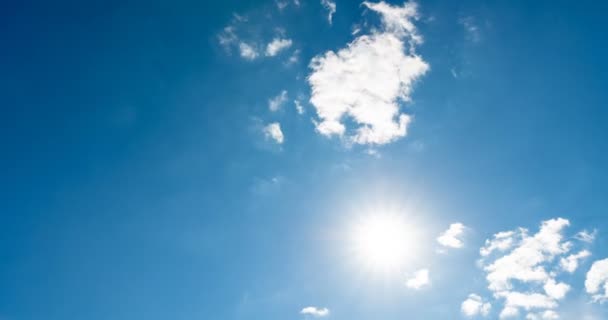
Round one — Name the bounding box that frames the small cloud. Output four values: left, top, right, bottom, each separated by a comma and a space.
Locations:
576, 229, 597, 243
300, 306, 330, 317
560, 250, 591, 273
239, 42, 259, 60
276, 0, 289, 11
263, 122, 284, 144
269, 90, 289, 111
405, 268, 429, 289
286, 49, 300, 65
437, 223, 466, 249
321, 0, 336, 25
266, 38, 293, 56
461, 294, 491, 317
294, 99, 305, 114
459, 16, 481, 43
586, 258, 608, 302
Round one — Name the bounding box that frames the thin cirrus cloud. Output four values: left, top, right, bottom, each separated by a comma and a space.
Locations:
437, 222, 466, 249
307, 1, 429, 146
320, 0, 336, 25
405, 268, 430, 289
269, 90, 288, 111
472, 218, 594, 319
300, 306, 330, 317
263, 122, 284, 144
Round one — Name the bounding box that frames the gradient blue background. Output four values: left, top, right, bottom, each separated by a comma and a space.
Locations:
1, 0, 607, 319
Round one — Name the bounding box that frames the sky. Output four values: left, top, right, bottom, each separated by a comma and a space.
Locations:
1, 0, 608, 319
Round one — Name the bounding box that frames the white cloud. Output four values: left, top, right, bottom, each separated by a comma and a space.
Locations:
269, 90, 289, 111
405, 268, 429, 289
266, 38, 293, 56
362, 1, 422, 42
295, 99, 305, 114
321, 0, 336, 25
239, 42, 259, 60
575, 229, 597, 243
477, 218, 587, 319
276, 0, 289, 11
560, 250, 591, 273
585, 258, 608, 302
300, 306, 330, 317
437, 222, 466, 249
263, 122, 284, 144
461, 294, 491, 317
307, 1, 428, 146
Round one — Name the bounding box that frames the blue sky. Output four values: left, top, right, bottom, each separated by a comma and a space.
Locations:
1, 0, 608, 319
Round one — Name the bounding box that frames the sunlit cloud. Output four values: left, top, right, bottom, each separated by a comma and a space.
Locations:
300, 306, 330, 317
307, 1, 428, 146
461, 294, 491, 317
437, 222, 466, 249
405, 268, 429, 289
269, 90, 289, 112
475, 218, 593, 319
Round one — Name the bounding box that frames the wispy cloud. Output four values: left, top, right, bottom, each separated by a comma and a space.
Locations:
269, 90, 288, 112
239, 42, 259, 60
320, 0, 336, 25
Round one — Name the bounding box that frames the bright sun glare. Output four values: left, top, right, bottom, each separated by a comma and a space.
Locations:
351, 214, 414, 273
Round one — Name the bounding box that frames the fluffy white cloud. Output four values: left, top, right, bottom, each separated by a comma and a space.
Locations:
585, 258, 608, 302
560, 250, 591, 273
269, 90, 288, 111
477, 218, 591, 319
461, 294, 491, 317
263, 122, 284, 144
320, 0, 336, 24
437, 222, 466, 249
266, 38, 293, 56
300, 306, 330, 317
405, 268, 429, 289
307, 1, 428, 146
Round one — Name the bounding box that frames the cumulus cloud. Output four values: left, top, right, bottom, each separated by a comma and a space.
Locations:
321, 0, 336, 24
405, 268, 429, 289
307, 1, 428, 146
585, 258, 608, 302
263, 122, 284, 144
239, 42, 259, 60
461, 294, 491, 317
437, 222, 466, 249
300, 306, 330, 317
476, 218, 592, 319
266, 38, 293, 56
560, 250, 591, 273
269, 90, 289, 111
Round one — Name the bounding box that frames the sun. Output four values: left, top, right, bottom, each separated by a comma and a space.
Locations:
350, 214, 415, 273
